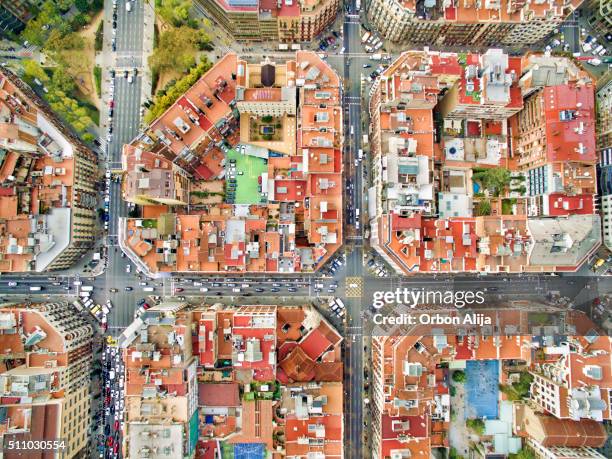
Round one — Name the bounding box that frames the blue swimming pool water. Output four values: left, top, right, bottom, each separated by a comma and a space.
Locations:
234, 443, 265, 459
465, 360, 499, 419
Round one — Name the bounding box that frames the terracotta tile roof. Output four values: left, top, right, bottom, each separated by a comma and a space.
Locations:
198, 383, 240, 407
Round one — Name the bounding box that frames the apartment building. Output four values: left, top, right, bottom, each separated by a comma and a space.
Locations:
368, 51, 600, 275
120, 303, 343, 458
195, 0, 340, 42
584, 0, 612, 38
514, 404, 608, 459
370, 308, 611, 459
121, 51, 342, 276
122, 145, 191, 206
0, 301, 94, 458
0, 0, 38, 34
370, 309, 534, 459
596, 74, 612, 250
367, 0, 584, 47
0, 69, 98, 272
121, 301, 199, 459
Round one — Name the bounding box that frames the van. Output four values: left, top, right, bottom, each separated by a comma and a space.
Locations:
143, 287, 154, 292
126, 1, 132, 12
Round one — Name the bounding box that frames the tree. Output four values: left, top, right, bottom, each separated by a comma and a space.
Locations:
157, 0, 194, 27
473, 167, 512, 197
21, 2, 70, 46
509, 448, 536, 459
466, 418, 485, 435
82, 132, 95, 143
452, 370, 466, 383
148, 27, 212, 74
51, 68, 75, 93
75, 0, 91, 12
475, 200, 492, 216
145, 59, 212, 123
22, 60, 49, 83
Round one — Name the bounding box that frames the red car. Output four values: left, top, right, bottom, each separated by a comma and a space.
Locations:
109, 100, 114, 108
107, 437, 114, 447
143, 303, 151, 310
114, 420, 120, 431
113, 443, 119, 454
175, 287, 184, 293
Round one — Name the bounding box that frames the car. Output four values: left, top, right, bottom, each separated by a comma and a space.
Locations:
270, 288, 280, 292
124, 286, 133, 291
126, 1, 132, 12
124, 70, 128, 79
125, 265, 131, 273
8, 281, 17, 287
362, 64, 371, 68
199, 287, 209, 292
127, 74, 133, 84
175, 287, 184, 293
288, 287, 297, 292
104, 424, 111, 436
113, 443, 119, 454
255, 288, 265, 293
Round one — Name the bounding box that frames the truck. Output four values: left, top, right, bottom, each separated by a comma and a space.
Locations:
370, 53, 382, 61
143, 287, 155, 292
361, 31, 371, 43
358, 149, 363, 161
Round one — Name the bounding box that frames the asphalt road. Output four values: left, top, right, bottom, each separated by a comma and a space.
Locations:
342, 2, 366, 456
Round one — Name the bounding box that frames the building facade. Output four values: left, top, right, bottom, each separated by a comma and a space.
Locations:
368, 51, 601, 275
0, 0, 38, 35
596, 73, 612, 250
0, 301, 94, 457
0, 69, 99, 272
195, 0, 340, 42
367, 0, 583, 48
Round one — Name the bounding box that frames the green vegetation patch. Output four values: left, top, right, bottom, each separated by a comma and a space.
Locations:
225, 149, 268, 205
145, 60, 213, 123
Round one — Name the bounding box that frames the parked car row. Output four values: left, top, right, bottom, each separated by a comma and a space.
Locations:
99, 344, 124, 457
367, 258, 389, 277
328, 297, 346, 318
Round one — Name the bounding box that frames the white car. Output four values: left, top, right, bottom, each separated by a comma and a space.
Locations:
199, 287, 209, 292
125, 264, 131, 273
8, 281, 17, 287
